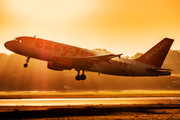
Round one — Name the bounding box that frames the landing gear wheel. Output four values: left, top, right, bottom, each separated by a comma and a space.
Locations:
75, 70, 87, 81
75, 75, 81, 81
24, 63, 28, 68
24, 57, 30, 68
80, 74, 86, 80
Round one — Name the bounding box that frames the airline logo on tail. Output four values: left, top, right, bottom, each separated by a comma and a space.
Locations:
145, 40, 168, 59
135, 38, 174, 68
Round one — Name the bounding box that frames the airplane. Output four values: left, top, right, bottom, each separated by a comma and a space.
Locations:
4, 36, 174, 81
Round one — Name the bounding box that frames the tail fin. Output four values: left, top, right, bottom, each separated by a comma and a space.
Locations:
135, 38, 174, 67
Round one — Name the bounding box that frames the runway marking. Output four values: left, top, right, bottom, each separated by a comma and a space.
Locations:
0, 97, 179, 106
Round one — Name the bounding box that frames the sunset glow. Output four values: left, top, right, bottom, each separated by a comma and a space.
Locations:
1, 0, 180, 56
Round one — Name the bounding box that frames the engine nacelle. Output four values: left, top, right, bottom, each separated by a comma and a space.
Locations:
50, 56, 72, 70
47, 62, 63, 71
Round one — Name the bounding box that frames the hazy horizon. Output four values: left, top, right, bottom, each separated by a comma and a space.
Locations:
0, 49, 179, 91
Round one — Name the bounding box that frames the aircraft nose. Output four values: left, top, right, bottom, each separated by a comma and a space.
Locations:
4, 41, 13, 50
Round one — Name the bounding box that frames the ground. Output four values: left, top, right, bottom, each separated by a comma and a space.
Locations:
0, 104, 180, 119
0, 91, 180, 119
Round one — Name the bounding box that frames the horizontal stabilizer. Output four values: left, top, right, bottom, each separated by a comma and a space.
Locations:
146, 68, 172, 73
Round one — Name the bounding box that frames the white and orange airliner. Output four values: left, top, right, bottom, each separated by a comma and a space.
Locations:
4, 36, 173, 81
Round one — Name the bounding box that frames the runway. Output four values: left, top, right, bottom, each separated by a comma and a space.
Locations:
0, 97, 180, 106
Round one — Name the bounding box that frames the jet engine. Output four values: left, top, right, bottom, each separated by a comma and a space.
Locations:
48, 57, 72, 70
47, 62, 63, 71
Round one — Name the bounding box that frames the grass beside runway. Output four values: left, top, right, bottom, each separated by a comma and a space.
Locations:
0, 90, 180, 99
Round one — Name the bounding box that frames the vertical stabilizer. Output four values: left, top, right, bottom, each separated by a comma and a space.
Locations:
135, 38, 174, 67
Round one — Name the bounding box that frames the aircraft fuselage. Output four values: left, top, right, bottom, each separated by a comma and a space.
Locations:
4, 36, 173, 80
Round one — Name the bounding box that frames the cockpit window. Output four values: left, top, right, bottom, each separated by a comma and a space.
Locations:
13, 38, 22, 43
13, 38, 17, 41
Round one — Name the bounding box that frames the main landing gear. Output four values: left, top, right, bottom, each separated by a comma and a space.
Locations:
75, 70, 86, 81
24, 57, 30, 68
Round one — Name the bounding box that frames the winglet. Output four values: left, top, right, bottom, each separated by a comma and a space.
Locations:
134, 38, 174, 67
117, 54, 123, 59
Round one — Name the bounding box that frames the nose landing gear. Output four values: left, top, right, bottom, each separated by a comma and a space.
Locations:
75, 70, 86, 81
24, 57, 30, 68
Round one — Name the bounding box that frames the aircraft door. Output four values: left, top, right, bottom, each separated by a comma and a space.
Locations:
27, 40, 34, 50
130, 62, 136, 73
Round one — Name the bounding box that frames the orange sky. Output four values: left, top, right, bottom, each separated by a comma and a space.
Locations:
0, 0, 180, 56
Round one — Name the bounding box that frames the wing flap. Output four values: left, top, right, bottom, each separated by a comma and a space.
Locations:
73, 53, 122, 61
71, 53, 122, 68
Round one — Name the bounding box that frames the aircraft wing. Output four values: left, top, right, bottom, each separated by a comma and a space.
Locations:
71, 54, 122, 69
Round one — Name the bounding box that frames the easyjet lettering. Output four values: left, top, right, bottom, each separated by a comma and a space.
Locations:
145, 41, 168, 59
35, 40, 95, 57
